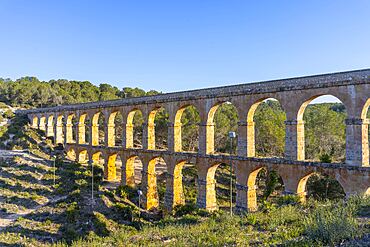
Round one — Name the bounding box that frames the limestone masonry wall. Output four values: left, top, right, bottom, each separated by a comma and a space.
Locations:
24, 69, 370, 211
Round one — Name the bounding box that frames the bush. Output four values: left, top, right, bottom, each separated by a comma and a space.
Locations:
66, 202, 79, 222
304, 202, 361, 245
92, 212, 110, 236
260, 200, 276, 212
173, 203, 198, 217
114, 203, 134, 221
319, 153, 332, 163
115, 185, 137, 200
277, 195, 301, 206
3, 109, 14, 118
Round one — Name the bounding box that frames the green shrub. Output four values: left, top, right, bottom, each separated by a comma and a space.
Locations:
62, 224, 78, 242
3, 110, 14, 118
173, 203, 198, 217
304, 202, 361, 245
115, 185, 137, 200
92, 212, 110, 236
277, 194, 301, 206
319, 153, 332, 163
114, 203, 133, 221
260, 200, 276, 212
66, 202, 79, 222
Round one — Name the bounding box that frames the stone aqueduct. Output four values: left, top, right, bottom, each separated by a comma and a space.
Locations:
24, 69, 370, 211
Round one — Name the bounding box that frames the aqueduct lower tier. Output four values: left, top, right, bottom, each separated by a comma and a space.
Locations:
24, 69, 370, 211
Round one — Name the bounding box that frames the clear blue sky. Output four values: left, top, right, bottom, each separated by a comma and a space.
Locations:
0, 0, 369, 94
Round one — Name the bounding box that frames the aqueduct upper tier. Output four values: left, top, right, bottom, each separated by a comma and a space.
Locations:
23, 69, 370, 211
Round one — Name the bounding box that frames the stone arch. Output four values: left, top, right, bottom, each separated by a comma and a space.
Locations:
66, 147, 76, 160
206, 101, 239, 154
91, 151, 103, 165
246, 166, 265, 211
66, 113, 76, 143
91, 112, 105, 146
147, 106, 169, 150
297, 171, 346, 201
46, 115, 54, 137
32, 115, 39, 128
77, 113, 88, 144
39, 116, 46, 131
55, 115, 65, 144
107, 110, 124, 147
124, 155, 143, 187
171, 160, 187, 207
126, 109, 144, 148
143, 156, 167, 210
361, 98, 370, 166
166, 158, 198, 209
202, 162, 220, 210
247, 98, 286, 158
105, 153, 122, 181
174, 104, 200, 152
246, 166, 285, 211
297, 94, 347, 162
200, 161, 236, 211
215, 162, 236, 209
77, 149, 88, 164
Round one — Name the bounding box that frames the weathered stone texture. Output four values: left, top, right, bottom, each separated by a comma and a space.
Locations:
23, 69, 370, 211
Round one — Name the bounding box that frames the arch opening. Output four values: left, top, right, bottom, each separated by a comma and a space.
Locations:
105, 153, 122, 182
77, 113, 88, 144
148, 107, 169, 150
170, 160, 198, 208
55, 115, 65, 144
213, 162, 236, 210
145, 157, 167, 210
32, 116, 39, 128
92, 151, 104, 167
248, 98, 286, 158
92, 112, 105, 146
298, 172, 345, 201
66, 148, 76, 161
77, 149, 88, 164
174, 105, 200, 152
124, 155, 143, 187
66, 114, 77, 143
210, 102, 239, 155
39, 116, 46, 131
181, 161, 198, 205
110, 111, 124, 146
247, 167, 285, 211
107, 111, 124, 147
46, 115, 54, 137
361, 98, 370, 166
126, 109, 144, 148
299, 95, 346, 162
